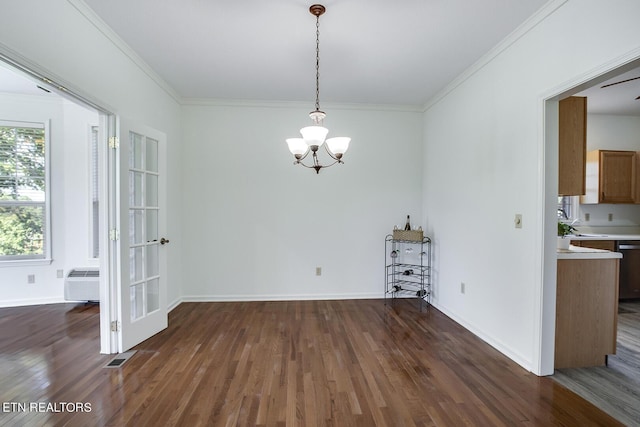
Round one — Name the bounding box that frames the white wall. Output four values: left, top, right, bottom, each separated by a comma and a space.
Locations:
580, 114, 640, 227
0, 0, 183, 307
422, 0, 640, 374
181, 103, 423, 300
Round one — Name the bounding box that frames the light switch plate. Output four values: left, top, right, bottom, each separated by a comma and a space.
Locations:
515, 214, 523, 229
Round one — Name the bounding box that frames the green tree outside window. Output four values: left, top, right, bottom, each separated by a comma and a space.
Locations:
0, 124, 46, 259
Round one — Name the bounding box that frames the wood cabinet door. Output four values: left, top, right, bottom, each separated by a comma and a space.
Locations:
558, 97, 586, 196
599, 151, 636, 203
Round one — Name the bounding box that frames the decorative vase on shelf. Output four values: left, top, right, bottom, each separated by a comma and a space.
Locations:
557, 221, 576, 250
557, 236, 571, 250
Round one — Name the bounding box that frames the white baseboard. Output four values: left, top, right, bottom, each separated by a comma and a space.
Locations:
181, 292, 382, 303
429, 300, 534, 373
167, 297, 182, 312
0, 297, 67, 308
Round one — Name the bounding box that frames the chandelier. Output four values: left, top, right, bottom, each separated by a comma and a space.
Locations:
286, 4, 351, 174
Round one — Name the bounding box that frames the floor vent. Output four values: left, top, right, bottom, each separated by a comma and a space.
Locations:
103, 350, 136, 369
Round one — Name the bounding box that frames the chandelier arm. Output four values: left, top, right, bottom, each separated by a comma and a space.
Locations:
293, 148, 311, 164
322, 143, 343, 163
294, 159, 340, 173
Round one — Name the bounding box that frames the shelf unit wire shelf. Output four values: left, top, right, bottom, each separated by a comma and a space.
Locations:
384, 234, 431, 311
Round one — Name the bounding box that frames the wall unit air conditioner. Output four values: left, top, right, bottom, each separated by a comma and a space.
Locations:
64, 268, 100, 302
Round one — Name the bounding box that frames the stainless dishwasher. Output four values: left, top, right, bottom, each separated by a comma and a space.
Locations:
618, 241, 640, 300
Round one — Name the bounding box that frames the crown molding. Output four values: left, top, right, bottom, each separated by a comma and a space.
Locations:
67, 0, 181, 104
181, 97, 424, 113
422, 0, 568, 113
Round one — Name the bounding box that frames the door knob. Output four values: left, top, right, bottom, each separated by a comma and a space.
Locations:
160, 237, 170, 245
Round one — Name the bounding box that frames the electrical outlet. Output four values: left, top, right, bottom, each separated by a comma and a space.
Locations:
57, 269, 64, 278
584, 213, 590, 222
608, 213, 613, 222
460, 282, 465, 294
27, 274, 35, 284
316, 267, 322, 276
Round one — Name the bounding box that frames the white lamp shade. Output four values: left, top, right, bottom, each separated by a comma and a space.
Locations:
286, 138, 308, 156
300, 125, 329, 147
325, 137, 351, 155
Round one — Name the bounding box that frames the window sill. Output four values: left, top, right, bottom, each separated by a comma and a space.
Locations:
0, 258, 53, 268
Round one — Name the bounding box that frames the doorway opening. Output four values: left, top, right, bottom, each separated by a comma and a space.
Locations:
542, 56, 640, 424
0, 57, 117, 354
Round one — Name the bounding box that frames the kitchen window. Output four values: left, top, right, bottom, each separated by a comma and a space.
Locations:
558, 195, 578, 221
0, 120, 50, 263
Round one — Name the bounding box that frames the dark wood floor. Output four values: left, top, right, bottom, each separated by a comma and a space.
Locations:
553, 300, 640, 426
0, 299, 623, 426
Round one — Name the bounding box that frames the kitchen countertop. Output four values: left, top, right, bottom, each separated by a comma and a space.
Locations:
569, 234, 640, 241
557, 245, 623, 260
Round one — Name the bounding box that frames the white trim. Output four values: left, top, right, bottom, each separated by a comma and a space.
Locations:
182, 293, 382, 303
167, 297, 182, 312
0, 297, 67, 308
66, 0, 181, 104
423, 0, 568, 113
0, 119, 51, 263
534, 48, 640, 376
0, 258, 52, 268
430, 301, 533, 372
181, 97, 423, 113
0, 44, 116, 114
87, 123, 100, 261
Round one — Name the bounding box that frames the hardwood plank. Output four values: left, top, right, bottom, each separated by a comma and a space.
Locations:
0, 300, 625, 426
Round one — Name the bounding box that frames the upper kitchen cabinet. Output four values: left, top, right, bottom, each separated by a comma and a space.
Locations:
582, 149, 637, 204
558, 96, 587, 196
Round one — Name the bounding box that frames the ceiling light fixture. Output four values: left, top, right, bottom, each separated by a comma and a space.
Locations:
286, 4, 350, 174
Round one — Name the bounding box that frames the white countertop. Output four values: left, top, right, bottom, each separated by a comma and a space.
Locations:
570, 234, 640, 241
557, 245, 623, 260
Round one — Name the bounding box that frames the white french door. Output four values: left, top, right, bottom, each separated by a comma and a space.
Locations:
115, 119, 168, 351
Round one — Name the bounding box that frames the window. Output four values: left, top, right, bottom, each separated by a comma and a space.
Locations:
90, 125, 99, 259
558, 195, 578, 221
0, 121, 49, 261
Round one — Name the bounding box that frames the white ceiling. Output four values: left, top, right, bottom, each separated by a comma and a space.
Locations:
1, 0, 639, 115
81, 0, 548, 106
575, 67, 640, 116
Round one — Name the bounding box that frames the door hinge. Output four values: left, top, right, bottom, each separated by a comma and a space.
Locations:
110, 321, 120, 332
108, 136, 119, 149
109, 229, 120, 241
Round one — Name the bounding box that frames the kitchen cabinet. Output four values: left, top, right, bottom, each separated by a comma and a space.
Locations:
581, 150, 637, 204
558, 96, 586, 196
555, 258, 619, 369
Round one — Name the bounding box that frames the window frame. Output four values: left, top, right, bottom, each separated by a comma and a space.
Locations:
88, 124, 100, 260
557, 195, 579, 222
0, 119, 52, 266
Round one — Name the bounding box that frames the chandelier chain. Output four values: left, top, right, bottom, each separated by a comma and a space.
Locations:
315, 14, 321, 112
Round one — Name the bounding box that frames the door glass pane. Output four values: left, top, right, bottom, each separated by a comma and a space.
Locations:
129, 247, 144, 282
147, 278, 159, 313
130, 132, 143, 169
147, 209, 158, 242
129, 172, 144, 207
147, 244, 159, 278
130, 283, 145, 321
146, 138, 158, 173
146, 174, 158, 207
129, 209, 144, 245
